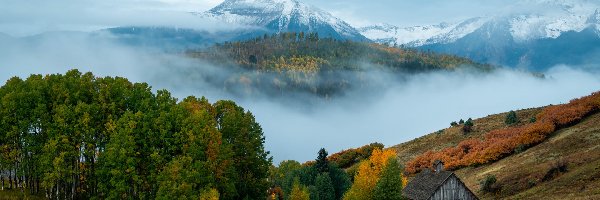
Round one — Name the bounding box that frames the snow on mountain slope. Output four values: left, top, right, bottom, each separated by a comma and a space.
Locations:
509, 0, 597, 41
200, 0, 366, 40
360, 0, 599, 46
359, 17, 488, 46
359, 23, 454, 46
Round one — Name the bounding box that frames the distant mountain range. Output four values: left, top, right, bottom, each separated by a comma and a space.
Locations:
95, 0, 600, 70
359, 0, 600, 70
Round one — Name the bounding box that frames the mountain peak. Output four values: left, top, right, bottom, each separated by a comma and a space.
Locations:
202, 0, 367, 41
209, 0, 300, 16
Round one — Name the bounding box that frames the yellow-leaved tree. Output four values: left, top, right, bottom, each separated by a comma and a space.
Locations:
343, 149, 397, 200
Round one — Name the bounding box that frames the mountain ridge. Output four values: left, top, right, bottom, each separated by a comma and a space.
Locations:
199, 0, 367, 41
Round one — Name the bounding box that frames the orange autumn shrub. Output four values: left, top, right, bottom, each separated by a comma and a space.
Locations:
406, 91, 600, 174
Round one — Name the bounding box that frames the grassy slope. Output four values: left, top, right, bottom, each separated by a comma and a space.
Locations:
392, 108, 543, 166
391, 108, 600, 199
0, 189, 44, 200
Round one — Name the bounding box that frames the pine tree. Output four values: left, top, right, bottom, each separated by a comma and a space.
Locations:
373, 158, 405, 200
463, 118, 474, 133
316, 148, 329, 174
315, 173, 335, 200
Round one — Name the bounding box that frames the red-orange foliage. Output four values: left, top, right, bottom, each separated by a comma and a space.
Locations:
327, 143, 384, 168
406, 91, 600, 174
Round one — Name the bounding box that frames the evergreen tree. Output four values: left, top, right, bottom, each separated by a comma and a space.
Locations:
465, 118, 473, 126
505, 110, 518, 125
373, 158, 405, 200
315, 173, 335, 200
327, 165, 351, 200
463, 118, 474, 133
316, 148, 329, 173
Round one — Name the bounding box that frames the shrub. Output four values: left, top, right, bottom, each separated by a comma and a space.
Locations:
480, 174, 497, 193
514, 144, 527, 154
529, 117, 537, 123
505, 110, 518, 125
527, 179, 536, 188
450, 121, 458, 127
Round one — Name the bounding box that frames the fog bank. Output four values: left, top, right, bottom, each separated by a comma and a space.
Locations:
1, 32, 599, 163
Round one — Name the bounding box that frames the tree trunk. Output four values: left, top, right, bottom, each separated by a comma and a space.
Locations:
8, 169, 12, 189
36, 178, 40, 194
55, 183, 59, 200
14, 162, 18, 189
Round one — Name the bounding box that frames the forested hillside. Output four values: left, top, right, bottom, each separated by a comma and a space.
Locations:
186, 33, 493, 99
0, 70, 271, 199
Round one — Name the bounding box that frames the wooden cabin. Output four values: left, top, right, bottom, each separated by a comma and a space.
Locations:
403, 160, 478, 200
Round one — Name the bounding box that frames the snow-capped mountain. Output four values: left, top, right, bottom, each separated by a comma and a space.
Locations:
200, 0, 367, 41
360, 0, 599, 46
358, 0, 600, 70
359, 18, 488, 46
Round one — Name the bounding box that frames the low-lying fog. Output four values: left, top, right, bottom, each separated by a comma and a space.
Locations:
2, 32, 600, 163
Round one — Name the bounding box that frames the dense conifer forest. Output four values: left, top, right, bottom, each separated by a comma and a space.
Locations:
186, 33, 493, 99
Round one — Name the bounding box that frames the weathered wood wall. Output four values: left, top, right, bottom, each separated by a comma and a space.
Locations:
429, 174, 478, 200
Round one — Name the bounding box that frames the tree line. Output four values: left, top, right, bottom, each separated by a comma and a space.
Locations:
268, 147, 406, 200
185, 32, 493, 99
189, 32, 489, 72
0, 70, 271, 199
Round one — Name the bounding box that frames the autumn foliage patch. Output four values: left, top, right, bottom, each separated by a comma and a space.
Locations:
406, 91, 600, 174
327, 142, 384, 169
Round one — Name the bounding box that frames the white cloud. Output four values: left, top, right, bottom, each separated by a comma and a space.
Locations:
4, 32, 599, 163
247, 67, 600, 162
0, 0, 230, 36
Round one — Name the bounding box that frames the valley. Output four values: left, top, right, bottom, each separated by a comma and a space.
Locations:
1, 0, 600, 199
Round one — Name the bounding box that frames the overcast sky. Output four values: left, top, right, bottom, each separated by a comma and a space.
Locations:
302, 0, 514, 27
5, 0, 594, 36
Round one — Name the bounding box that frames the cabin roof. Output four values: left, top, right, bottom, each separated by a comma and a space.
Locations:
403, 170, 454, 200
